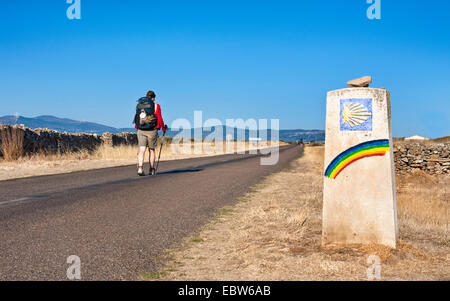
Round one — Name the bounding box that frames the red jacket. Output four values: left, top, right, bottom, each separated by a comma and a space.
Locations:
135, 103, 166, 132
154, 103, 166, 132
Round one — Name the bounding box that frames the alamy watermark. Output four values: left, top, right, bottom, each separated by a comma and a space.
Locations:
169, 111, 280, 165
366, 0, 381, 20
66, 0, 81, 20
366, 254, 382, 280
66, 255, 81, 280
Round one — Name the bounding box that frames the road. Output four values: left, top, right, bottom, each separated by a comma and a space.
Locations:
0, 145, 302, 280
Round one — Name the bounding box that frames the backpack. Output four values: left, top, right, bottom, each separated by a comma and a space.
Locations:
134, 97, 157, 130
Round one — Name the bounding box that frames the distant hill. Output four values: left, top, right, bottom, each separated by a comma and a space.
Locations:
166, 126, 324, 142
0, 115, 325, 142
433, 136, 450, 143
0, 115, 127, 134
278, 129, 325, 143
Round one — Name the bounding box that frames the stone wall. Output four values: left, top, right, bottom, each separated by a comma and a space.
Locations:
0, 125, 138, 157
393, 142, 450, 175
100, 132, 138, 147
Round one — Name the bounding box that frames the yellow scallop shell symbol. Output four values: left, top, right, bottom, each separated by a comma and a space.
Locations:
342, 102, 372, 128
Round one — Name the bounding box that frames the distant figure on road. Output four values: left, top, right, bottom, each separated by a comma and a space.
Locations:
133, 90, 167, 176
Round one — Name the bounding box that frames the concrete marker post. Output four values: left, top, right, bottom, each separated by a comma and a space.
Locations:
322, 87, 398, 248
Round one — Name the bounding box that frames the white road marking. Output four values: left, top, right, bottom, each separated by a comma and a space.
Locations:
0, 197, 32, 206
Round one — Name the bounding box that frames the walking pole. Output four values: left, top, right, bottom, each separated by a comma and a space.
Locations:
155, 125, 168, 175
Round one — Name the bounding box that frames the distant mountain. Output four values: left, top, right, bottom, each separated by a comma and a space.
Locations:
0, 115, 324, 142
0, 115, 135, 134
169, 126, 324, 142
278, 129, 325, 142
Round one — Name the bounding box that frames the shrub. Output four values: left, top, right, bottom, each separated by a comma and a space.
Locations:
0, 126, 24, 161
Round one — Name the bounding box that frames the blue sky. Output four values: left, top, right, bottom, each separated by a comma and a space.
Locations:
0, 0, 449, 137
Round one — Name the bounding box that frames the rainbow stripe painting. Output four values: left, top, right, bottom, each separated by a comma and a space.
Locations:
324, 139, 390, 179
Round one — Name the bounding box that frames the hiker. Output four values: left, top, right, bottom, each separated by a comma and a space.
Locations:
133, 90, 167, 176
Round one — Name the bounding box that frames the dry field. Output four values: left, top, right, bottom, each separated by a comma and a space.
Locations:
149, 146, 449, 281
0, 141, 284, 181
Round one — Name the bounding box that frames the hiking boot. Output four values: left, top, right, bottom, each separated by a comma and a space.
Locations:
150, 168, 156, 176
138, 166, 145, 177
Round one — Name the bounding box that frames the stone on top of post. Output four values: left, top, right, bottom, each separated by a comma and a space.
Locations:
347, 76, 372, 88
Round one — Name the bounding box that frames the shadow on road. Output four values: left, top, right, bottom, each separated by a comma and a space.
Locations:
158, 168, 203, 175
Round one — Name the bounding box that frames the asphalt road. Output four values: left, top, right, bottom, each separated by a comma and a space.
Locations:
0, 145, 302, 280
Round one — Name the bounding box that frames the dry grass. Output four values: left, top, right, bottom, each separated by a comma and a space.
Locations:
152, 146, 449, 281
0, 126, 24, 161
396, 170, 449, 245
